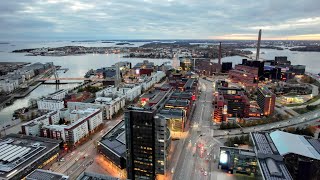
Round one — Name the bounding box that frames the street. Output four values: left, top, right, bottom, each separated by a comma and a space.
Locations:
50, 118, 122, 179
172, 78, 229, 180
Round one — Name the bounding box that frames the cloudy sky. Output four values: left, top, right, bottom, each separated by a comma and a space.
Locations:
1, 0, 320, 40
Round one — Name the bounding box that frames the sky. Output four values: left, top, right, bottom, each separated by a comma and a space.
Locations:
1, 0, 320, 40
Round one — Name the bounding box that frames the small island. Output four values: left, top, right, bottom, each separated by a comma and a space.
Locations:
290, 46, 320, 52
101, 41, 115, 43
116, 42, 134, 45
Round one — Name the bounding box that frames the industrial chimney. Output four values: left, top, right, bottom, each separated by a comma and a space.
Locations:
218, 42, 222, 65
256, 29, 262, 61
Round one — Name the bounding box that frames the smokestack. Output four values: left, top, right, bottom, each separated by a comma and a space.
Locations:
115, 62, 120, 87
256, 29, 262, 61
218, 42, 222, 65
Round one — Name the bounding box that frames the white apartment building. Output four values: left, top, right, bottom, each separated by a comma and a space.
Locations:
21, 111, 59, 136
67, 101, 106, 118
140, 71, 166, 92
47, 89, 68, 100
0, 80, 15, 93
19, 69, 35, 80
120, 85, 142, 101
0, 80, 19, 93
95, 96, 125, 119
152, 71, 166, 83
42, 108, 102, 145
37, 98, 64, 111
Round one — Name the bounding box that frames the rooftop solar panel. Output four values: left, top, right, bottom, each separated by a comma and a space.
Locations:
2, 146, 25, 162
0, 144, 9, 153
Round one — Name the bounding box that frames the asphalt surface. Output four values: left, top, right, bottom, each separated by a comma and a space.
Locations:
50, 119, 122, 179
172, 78, 230, 180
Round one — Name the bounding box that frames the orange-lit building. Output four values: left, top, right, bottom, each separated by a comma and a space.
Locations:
257, 86, 276, 116
213, 87, 250, 123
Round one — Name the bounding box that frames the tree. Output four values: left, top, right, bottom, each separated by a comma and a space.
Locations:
240, 135, 245, 144
226, 122, 231, 129
19, 114, 26, 121
31, 111, 36, 120
234, 136, 240, 145
220, 122, 226, 130
232, 121, 237, 129
306, 105, 317, 111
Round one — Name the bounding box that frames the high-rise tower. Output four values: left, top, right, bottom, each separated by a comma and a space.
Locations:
256, 29, 262, 61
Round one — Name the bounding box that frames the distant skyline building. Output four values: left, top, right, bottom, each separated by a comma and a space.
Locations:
256, 29, 262, 61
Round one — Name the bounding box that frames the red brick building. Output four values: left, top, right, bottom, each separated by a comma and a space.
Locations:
228, 65, 259, 87
213, 88, 250, 123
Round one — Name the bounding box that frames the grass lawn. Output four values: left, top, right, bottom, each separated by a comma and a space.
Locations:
285, 94, 320, 107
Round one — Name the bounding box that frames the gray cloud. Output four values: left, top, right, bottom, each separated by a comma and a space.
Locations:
0, 0, 320, 40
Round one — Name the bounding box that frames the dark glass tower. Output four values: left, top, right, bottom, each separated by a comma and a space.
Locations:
125, 107, 156, 180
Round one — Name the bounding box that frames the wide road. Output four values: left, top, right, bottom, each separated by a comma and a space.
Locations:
213, 107, 320, 137
173, 78, 227, 180
50, 118, 122, 178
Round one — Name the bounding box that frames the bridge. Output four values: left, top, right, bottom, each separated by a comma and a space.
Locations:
37, 77, 117, 84
38, 78, 108, 81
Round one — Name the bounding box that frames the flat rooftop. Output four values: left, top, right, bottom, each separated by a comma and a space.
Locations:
183, 78, 195, 89
100, 120, 126, 158
171, 91, 193, 99
259, 86, 274, 96
165, 99, 189, 107
159, 108, 185, 118
77, 171, 119, 180
270, 131, 320, 160
26, 169, 69, 180
251, 132, 293, 180
0, 134, 61, 179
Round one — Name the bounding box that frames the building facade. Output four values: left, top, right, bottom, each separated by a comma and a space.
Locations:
21, 111, 60, 136
228, 65, 259, 88
125, 107, 170, 180
213, 88, 250, 123
37, 99, 65, 111
257, 86, 276, 116
41, 108, 102, 146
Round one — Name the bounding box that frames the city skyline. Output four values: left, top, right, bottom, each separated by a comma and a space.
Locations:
1, 0, 320, 40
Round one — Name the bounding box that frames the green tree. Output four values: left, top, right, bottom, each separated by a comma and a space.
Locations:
306, 105, 317, 111
226, 122, 231, 129
234, 136, 240, 145
220, 122, 226, 130
30, 111, 36, 119
240, 135, 245, 144
19, 114, 26, 121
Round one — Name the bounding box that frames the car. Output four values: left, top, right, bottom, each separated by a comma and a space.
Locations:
171, 168, 175, 173
204, 171, 208, 176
